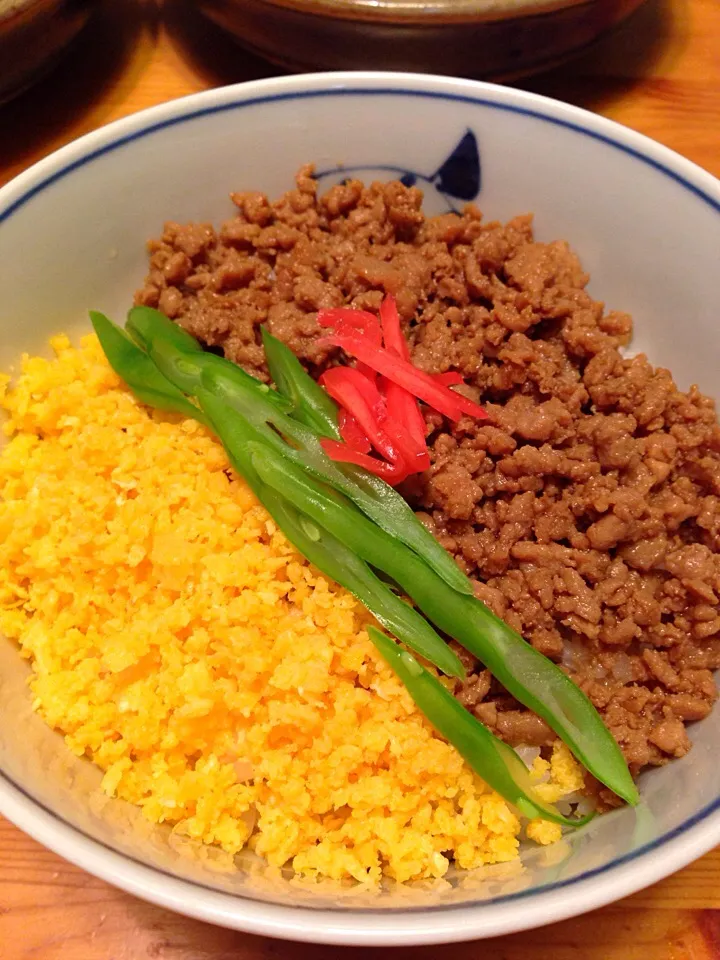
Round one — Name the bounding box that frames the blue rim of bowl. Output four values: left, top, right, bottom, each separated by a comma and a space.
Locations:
1, 83, 719, 916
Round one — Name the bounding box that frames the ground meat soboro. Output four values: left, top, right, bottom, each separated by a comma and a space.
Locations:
137, 168, 720, 802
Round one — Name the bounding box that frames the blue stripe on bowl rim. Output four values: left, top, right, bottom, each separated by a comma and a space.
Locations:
1, 83, 719, 916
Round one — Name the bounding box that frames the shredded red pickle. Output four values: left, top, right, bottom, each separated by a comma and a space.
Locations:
316, 296, 487, 484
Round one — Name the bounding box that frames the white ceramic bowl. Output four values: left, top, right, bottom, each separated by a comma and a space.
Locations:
0, 72, 719, 947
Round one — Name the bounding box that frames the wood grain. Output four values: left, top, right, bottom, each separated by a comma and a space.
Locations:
1, 0, 719, 956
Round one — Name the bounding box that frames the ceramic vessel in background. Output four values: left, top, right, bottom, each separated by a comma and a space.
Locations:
195, 0, 648, 78
0, 0, 96, 103
0, 72, 719, 946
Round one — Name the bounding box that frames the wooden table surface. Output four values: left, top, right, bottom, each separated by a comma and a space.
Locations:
1, 0, 720, 956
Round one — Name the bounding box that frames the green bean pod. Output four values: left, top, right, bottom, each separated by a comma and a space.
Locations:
368, 628, 593, 827
126, 306, 294, 414
127, 306, 205, 355
261, 327, 341, 440
90, 311, 209, 427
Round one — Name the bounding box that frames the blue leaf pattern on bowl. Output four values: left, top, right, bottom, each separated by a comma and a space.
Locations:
315, 130, 480, 212
399, 172, 418, 189
431, 130, 481, 201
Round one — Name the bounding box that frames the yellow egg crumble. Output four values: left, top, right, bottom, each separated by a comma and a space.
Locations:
0, 334, 583, 883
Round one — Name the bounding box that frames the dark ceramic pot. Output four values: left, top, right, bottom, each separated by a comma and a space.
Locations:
195, 0, 648, 79
0, 0, 97, 104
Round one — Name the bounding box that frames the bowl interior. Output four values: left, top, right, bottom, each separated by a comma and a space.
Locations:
1, 77, 719, 924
